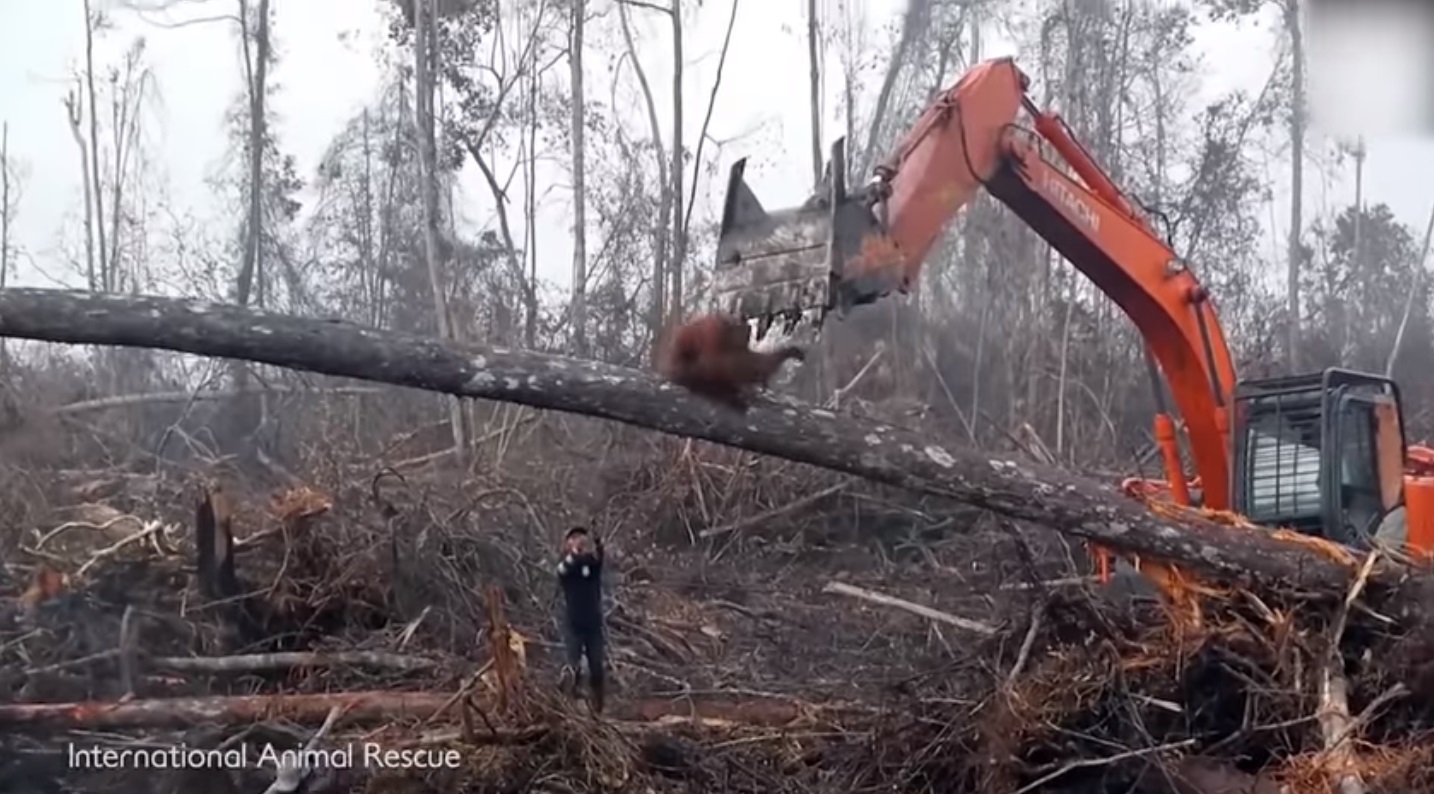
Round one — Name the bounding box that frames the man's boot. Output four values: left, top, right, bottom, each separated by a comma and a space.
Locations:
590, 679, 605, 715
558, 665, 582, 699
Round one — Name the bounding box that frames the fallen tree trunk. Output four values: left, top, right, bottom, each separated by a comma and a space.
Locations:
0, 288, 1406, 593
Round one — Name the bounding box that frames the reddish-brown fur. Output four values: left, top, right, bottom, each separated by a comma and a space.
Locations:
656, 313, 805, 412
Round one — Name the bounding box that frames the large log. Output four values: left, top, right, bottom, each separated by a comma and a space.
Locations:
0, 288, 1402, 593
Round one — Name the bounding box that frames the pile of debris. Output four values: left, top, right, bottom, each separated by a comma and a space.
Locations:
1, 458, 1433, 793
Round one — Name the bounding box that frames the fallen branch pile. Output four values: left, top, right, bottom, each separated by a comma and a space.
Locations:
0, 457, 1429, 792
8, 575, 1434, 792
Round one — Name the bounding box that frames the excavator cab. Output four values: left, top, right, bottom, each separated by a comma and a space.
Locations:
711, 138, 906, 338
1231, 368, 1409, 548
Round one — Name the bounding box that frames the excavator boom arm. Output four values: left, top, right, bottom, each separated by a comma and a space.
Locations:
949, 60, 1236, 508
712, 57, 1239, 509
986, 124, 1237, 509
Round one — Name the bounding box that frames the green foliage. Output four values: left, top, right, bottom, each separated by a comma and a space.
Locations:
1301, 203, 1431, 381
1200, 0, 1277, 24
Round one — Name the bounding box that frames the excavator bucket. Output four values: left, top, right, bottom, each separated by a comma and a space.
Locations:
710, 138, 905, 339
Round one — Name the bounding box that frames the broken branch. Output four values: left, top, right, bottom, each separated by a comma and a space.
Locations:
149, 651, 438, 674
822, 581, 998, 636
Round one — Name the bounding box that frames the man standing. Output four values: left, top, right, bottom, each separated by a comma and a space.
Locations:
556, 526, 606, 713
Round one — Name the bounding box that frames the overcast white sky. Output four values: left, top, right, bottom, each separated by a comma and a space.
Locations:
1, 0, 1432, 296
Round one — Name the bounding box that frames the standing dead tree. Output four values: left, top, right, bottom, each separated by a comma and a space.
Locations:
0, 123, 12, 368
616, 0, 671, 334
83, 0, 108, 291
0, 287, 1416, 602
806, 0, 822, 186
0, 123, 12, 292
236, 0, 271, 308
413, 0, 469, 467
569, 0, 589, 356
667, 0, 686, 321
62, 88, 97, 290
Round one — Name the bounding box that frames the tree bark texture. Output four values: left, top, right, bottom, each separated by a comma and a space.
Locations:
412, 0, 469, 465
236, 0, 271, 307
806, 0, 822, 187
83, 0, 107, 291
0, 288, 1404, 595
1285, 0, 1305, 370
667, 0, 686, 321
568, 0, 588, 356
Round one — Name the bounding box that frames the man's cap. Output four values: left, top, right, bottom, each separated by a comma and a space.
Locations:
565, 526, 589, 540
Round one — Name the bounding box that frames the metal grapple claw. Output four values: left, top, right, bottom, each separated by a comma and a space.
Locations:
708, 138, 905, 340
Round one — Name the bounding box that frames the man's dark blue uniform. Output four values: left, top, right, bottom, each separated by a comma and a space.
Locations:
557, 526, 606, 713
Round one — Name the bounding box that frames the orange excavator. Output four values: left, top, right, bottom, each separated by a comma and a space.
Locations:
709, 56, 1434, 581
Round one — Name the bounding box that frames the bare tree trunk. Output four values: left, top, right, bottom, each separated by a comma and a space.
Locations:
1285, 0, 1304, 370
1055, 289, 1074, 457
64, 92, 96, 291
569, 0, 588, 355
1347, 137, 1365, 364
235, 0, 269, 308
970, 3, 981, 64
359, 108, 377, 323
969, 256, 988, 446
376, 82, 408, 331
842, 70, 855, 183
835, 0, 856, 184
467, 143, 528, 343
83, 0, 108, 291
667, 0, 686, 321
679, 0, 740, 248
0, 122, 9, 367
107, 82, 128, 293
106, 47, 148, 293
859, 0, 931, 173
222, 0, 272, 457
523, 58, 539, 348
617, 1, 669, 335
414, 0, 470, 468
1352, 136, 1364, 273
806, 0, 822, 186
0, 123, 6, 285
